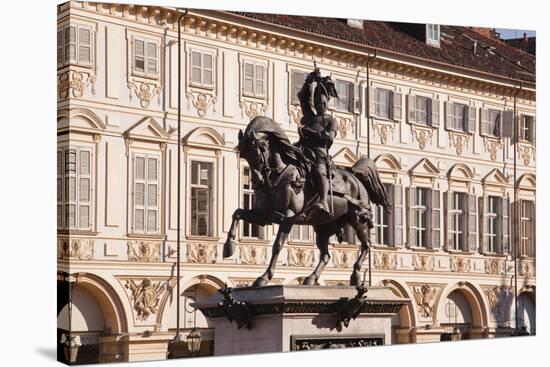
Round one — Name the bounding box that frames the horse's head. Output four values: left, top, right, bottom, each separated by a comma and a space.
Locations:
237, 129, 270, 175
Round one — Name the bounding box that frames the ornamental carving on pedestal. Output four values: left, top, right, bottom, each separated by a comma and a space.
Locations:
482, 286, 513, 321
373, 252, 397, 270
186, 242, 218, 264
450, 257, 471, 273
413, 254, 435, 272
288, 104, 303, 125
484, 258, 504, 275
484, 137, 502, 161
411, 125, 433, 150
127, 81, 161, 109
332, 249, 356, 268
518, 144, 534, 165
57, 237, 94, 260
239, 100, 268, 119
373, 120, 394, 145
448, 131, 469, 155
238, 245, 267, 265
411, 284, 440, 318
127, 241, 161, 262
125, 279, 165, 321
287, 247, 315, 267
58, 70, 96, 99
186, 91, 216, 117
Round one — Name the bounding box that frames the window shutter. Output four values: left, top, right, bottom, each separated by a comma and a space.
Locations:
203, 53, 213, 86
57, 30, 63, 66
502, 111, 514, 138
432, 189, 441, 249
191, 51, 202, 84
425, 188, 433, 248
353, 83, 361, 114
147, 157, 159, 233
78, 27, 92, 64
134, 155, 145, 232
531, 116, 536, 146
501, 197, 510, 255
243, 62, 254, 95
393, 184, 403, 247
65, 26, 77, 63
146, 41, 158, 75
467, 194, 477, 252
134, 39, 145, 73
393, 91, 402, 121
430, 99, 440, 127
348, 82, 355, 112
495, 197, 503, 254
368, 86, 375, 118
480, 109, 489, 136
444, 101, 452, 130
407, 94, 416, 123
407, 187, 417, 247
256, 64, 265, 96
467, 106, 477, 133
444, 192, 453, 250
386, 185, 395, 246
480, 196, 489, 253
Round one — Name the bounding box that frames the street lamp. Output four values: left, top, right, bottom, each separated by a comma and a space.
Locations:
186, 328, 202, 356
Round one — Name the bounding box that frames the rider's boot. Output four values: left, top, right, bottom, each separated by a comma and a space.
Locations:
311, 168, 332, 218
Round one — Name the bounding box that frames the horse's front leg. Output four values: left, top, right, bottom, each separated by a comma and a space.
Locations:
252, 220, 293, 287
303, 229, 331, 286
223, 209, 268, 258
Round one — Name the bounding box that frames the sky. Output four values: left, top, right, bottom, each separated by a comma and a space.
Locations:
495, 28, 536, 39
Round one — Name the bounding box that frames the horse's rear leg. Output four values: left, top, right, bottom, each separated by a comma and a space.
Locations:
252, 220, 292, 287
349, 218, 371, 286
302, 230, 331, 286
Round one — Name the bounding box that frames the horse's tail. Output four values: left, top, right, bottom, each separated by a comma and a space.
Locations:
350, 155, 392, 213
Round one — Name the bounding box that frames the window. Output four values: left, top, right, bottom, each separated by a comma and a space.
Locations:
520, 200, 535, 257
373, 183, 393, 245
426, 24, 440, 46
407, 95, 438, 126
335, 80, 353, 112
58, 24, 93, 67
243, 61, 266, 97
411, 188, 429, 247
415, 96, 430, 125
521, 115, 535, 143
290, 225, 311, 242
486, 196, 500, 253
133, 37, 159, 78
375, 88, 391, 119
132, 154, 160, 234
481, 109, 502, 137
190, 50, 214, 88
190, 161, 213, 236
242, 166, 263, 239
450, 103, 467, 131
448, 192, 467, 250
57, 147, 93, 230
290, 70, 307, 105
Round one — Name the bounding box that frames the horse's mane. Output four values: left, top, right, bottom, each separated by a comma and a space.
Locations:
243, 116, 311, 171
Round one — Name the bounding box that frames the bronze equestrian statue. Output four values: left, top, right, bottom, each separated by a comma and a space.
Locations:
223, 66, 391, 287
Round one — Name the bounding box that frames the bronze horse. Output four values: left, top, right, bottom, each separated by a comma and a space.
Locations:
223, 116, 391, 287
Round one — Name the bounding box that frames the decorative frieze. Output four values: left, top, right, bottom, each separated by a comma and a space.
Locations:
127, 240, 161, 262
519, 260, 534, 277
518, 144, 534, 165
332, 249, 356, 268
288, 104, 303, 125
450, 257, 471, 273
125, 279, 166, 321
238, 244, 267, 265
58, 70, 96, 99
484, 258, 504, 275
411, 284, 440, 318
373, 252, 397, 270
287, 247, 315, 267
127, 81, 161, 109
186, 91, 216, 117
373, 120, 394, 145
484, 137, 502, 161
411, 125, 432, 150
57, 237, 94, 260
186, 242, 218, 264
482, 286, 513, 322
335, 116, 353, 138
413, 254, 435, 272
239, 100, 268, 119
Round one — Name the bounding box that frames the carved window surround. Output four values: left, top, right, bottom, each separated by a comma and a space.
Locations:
483, 136, 503, 161
125, 29, 162, 109
372, 119, 395, 145
238, 54, 269, 119
448, 130, 470, 156
185, 43, 218, 117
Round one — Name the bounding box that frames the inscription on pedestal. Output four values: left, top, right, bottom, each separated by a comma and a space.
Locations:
291, 334, 385, 351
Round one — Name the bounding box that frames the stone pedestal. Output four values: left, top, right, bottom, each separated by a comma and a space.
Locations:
195, 285, 410, 356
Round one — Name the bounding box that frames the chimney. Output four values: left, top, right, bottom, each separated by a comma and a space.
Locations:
347, 19, 363, 30
523, 32, 528, 42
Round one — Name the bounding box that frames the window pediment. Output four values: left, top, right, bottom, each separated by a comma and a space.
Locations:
58, 108, 106, 133
517, 173, 536, 191
482, 169, 508, 187
124, 116, 169, 142
409, 158, 439, 178
183, 127, 225, 148
447, 163, 473, 182
332, 147, 358, 167
375, 153, 401, 172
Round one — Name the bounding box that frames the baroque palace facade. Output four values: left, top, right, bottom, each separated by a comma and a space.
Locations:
57, 1, 536, 363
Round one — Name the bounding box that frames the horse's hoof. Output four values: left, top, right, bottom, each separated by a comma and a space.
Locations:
302, 276, 317, 286
223, 239, 237, 258
252, 276, 269, 287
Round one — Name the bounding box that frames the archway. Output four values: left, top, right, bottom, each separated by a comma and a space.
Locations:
379, 279, 416, 344
517, 291, 536, 335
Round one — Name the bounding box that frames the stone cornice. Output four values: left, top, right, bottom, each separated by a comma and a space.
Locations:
62, 1, 535, 101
